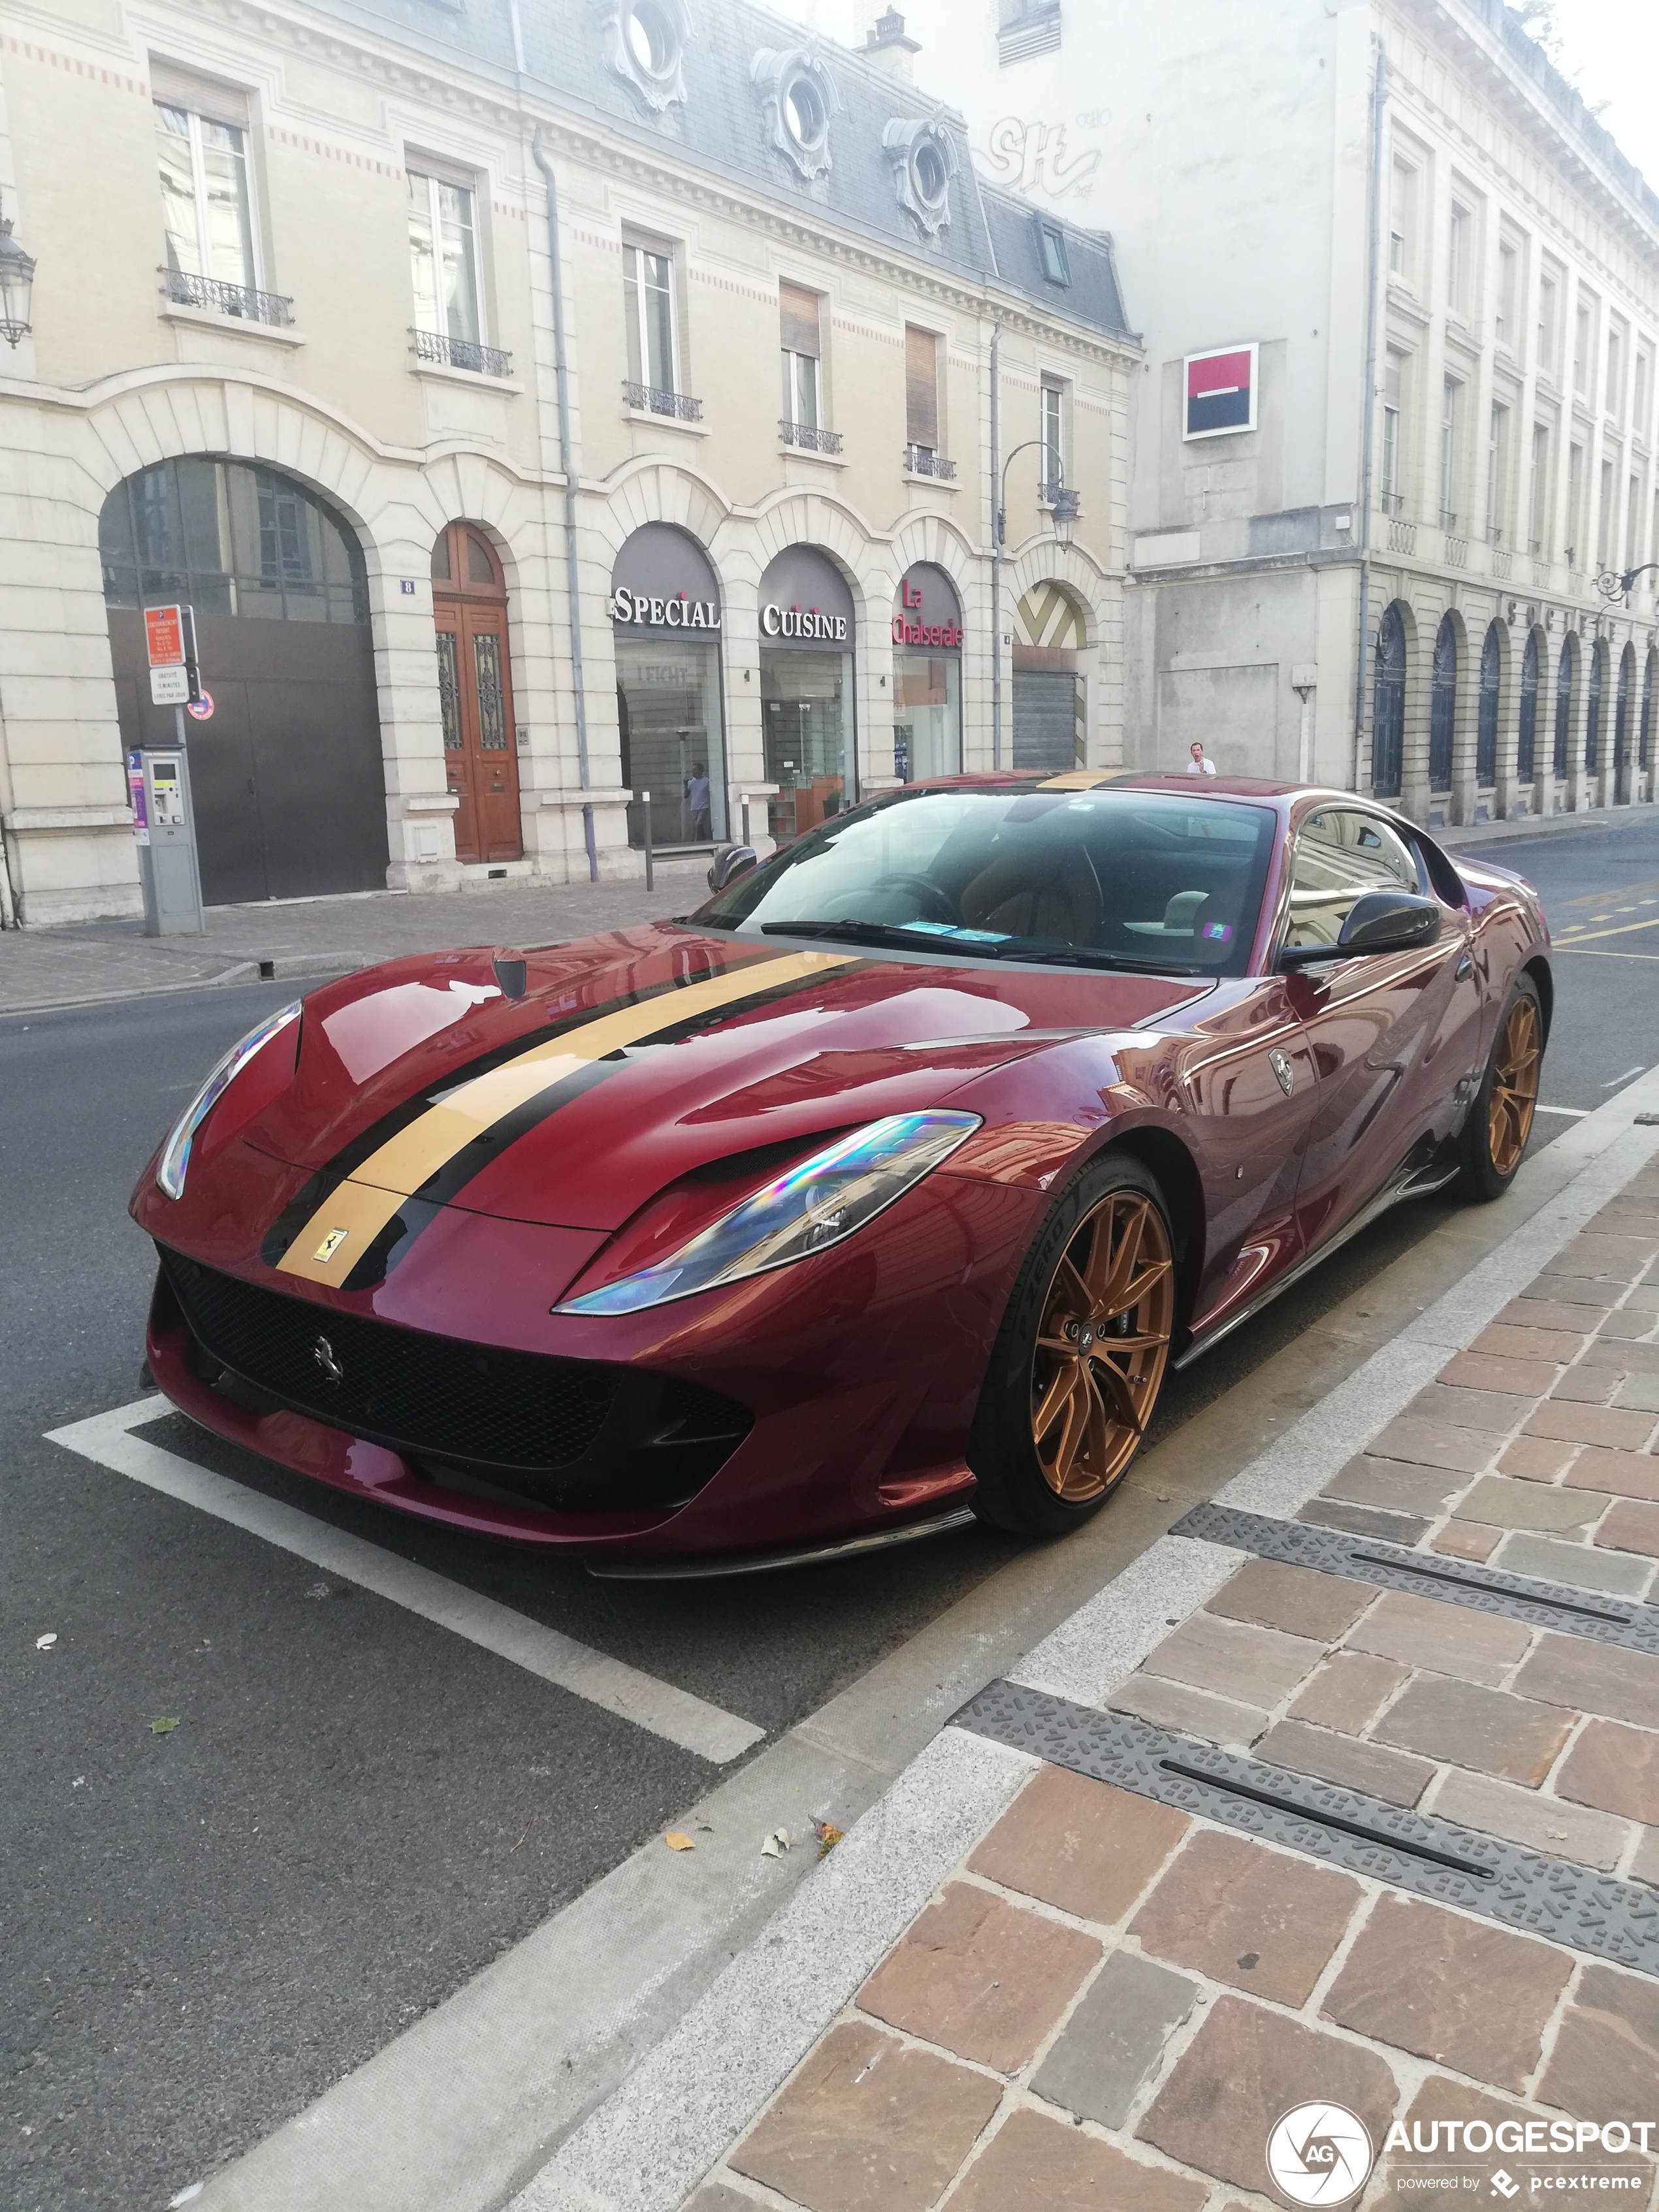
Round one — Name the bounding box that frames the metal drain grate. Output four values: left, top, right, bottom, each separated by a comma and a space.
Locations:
1175, 1501, 1659, 1656
956, 1680, 1659, 1974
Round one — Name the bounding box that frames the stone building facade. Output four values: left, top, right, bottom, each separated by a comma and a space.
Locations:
0, 0, 1137, 925
807, 0, 1659, 825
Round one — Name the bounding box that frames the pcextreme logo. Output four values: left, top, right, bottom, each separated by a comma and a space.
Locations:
1266, 2102, 1376, 2205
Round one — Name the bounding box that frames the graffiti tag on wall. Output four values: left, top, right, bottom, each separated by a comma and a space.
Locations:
981, 117, 1103, 200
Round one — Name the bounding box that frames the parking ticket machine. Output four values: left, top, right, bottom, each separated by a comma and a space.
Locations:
130, 746, 204, 936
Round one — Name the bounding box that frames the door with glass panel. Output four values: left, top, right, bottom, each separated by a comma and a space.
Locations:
432, 523, 522, 865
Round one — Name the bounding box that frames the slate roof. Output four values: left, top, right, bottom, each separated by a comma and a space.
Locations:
330, 0, 1135, 342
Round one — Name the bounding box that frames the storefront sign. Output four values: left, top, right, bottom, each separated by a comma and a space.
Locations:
609, 588, 720, 630
762, 603, 848, 641
892, 564, 963, 650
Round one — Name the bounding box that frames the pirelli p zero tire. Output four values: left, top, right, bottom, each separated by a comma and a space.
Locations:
1458, 972, 1544, 1203
969, 1155, 1176, 1539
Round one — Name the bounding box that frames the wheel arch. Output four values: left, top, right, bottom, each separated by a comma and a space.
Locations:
1521, 954, 1553, 1044
1094, 1124, 1207, 1335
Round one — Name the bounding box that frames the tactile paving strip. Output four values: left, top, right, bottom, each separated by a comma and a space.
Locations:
956, 1679, 1659, 1974
1175, 1501, 1659, 1656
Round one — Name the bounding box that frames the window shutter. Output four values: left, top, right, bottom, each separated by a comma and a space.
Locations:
150, 59, 250, 127
905, 326, 939, 446
780, 282, 821, 358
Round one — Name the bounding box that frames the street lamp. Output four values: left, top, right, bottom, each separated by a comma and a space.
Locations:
1598, 562, 1659, 603
0, 204, 35, 348
995, 440, 1080, 551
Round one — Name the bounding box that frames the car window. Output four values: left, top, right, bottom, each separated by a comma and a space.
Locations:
694, 786, 1278, 976
1283, 808, 1419, 952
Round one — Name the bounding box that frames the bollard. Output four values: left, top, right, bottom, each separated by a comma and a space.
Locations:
641, 788, 653, 892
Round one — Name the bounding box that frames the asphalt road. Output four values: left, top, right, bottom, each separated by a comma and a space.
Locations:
5, 817, 1656, 2212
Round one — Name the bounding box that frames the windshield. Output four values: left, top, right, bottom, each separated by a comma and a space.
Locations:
693, 786, 1276, 976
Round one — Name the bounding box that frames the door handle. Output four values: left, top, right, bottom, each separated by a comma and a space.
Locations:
1455, 952, 1473, 981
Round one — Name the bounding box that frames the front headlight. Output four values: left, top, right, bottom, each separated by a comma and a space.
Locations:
556, 1110, 981, 1317
156, 1001, 302, 1200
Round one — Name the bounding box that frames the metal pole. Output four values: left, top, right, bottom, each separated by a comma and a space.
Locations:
532, 130, 598, 881
641, 788, 653, 892
1353, 42, 1388, 797
990, 324, 1003, 770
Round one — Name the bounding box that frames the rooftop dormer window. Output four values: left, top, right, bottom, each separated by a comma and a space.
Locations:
600, 0, 690, 114
754, 48, 839, 182
1038, 220, 1071, 286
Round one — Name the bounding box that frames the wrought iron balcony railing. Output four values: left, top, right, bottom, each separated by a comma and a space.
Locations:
161, 266, 293, 327
781, 419, 843, 454
1379, 490, 1404, 515
624, 380, 703, 421
905, 445, 957, 478
411, 328, 512, 378
1439, 507, 1459, 530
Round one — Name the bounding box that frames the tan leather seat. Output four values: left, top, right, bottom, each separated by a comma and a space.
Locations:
960, 844, 1103, 942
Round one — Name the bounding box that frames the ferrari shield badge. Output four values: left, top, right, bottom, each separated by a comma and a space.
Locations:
312, 1227, 349, 1264
1269, 1049, 1295, 1097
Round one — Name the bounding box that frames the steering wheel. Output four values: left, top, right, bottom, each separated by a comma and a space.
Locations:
866, 873, 960, 925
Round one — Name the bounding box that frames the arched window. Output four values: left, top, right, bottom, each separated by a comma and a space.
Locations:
1586, 641, 1605, 775
1642, 651, 1655, 772
99, 457, 368, 622
1553, 634, 1575, 779
1476, 621, 1502, 787
1428, 614, 1457, 790
1615, 645, 1633, 765
1517, 630, 1539, 784
1371, 603, 1406, 798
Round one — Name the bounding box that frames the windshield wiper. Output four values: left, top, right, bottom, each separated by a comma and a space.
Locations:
758, 918, 1003, 954
995, 944, 1204, 976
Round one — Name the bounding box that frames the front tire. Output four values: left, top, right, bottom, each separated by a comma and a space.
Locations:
969, 1156, 1176, 1538
1458, 974, 1543, 1202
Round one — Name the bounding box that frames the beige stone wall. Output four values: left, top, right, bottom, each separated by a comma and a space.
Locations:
0, 3, 1136, 925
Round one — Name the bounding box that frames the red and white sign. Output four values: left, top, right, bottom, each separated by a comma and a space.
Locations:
1184, 343, 1259, 441
144, 605, 186, 667
185, 690, 214, 722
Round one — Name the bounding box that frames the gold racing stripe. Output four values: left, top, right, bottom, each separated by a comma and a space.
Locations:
1038, 770, 1115, 790
275, 950, 854, 1284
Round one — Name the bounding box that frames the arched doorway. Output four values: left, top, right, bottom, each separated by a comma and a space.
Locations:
1428, 615, 1457, 792
609, 523, 728, 853
99, 457, 387, 904
1585, 640, 1605, 779
758, 544, 856, 839
1012, 582, 1086, 772
1615, 644, 1634, 804
432, 522, 521, 864
1517, 630, 1539, 788
1371, 603, 1406, 798
1554, 634, 1575, 780
1643, 651, 1656, 786
1476, 621, 1502, 789
892, 563, 963, 781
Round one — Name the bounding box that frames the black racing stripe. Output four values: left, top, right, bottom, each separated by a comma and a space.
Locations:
403, 959, 880, 1216
332, 955, 878, 1287
257, 952, 770, 1267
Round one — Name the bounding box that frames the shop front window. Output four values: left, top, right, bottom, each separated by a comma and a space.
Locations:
892, 563, 963, 781
758, 545, 856, 844
609, 524, 728, 850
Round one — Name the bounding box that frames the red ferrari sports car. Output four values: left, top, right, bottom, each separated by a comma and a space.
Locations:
132, 774, 1549, 1570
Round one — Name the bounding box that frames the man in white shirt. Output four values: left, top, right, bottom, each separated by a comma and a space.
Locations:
1185, 741, 1218, 777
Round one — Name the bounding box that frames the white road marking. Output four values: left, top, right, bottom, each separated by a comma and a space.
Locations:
44, 1398, 764, 1766
1604, 1065, 1647, 1088
1534, 1104, 1590, 1118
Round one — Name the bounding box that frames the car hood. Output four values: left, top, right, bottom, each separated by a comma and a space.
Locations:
236, 924, 1213, 1240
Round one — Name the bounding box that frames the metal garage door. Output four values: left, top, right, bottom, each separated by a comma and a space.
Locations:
1012, 671, 1078, 773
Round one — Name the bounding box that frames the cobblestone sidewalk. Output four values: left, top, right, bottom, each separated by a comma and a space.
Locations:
533, 1134, 1659, 2212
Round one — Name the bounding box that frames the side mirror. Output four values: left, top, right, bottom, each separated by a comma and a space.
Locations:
1280, 890, 1441, 969
707, 843, 758, 893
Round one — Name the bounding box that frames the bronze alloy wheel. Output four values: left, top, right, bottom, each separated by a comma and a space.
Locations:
1487, 993, 1541, 1178
1029, 1189, 1175, 1501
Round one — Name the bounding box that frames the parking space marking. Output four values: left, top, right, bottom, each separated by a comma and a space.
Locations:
44, 1398, 765, 1766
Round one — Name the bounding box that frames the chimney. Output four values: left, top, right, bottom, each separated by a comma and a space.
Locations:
865, 7, 920, 80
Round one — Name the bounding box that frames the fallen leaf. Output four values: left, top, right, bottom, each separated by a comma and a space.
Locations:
813, 1819, 844, 1859
35, 1633, 56, 1650
760, 1826, 790, 1859
150, 1717, 180, 1735
664, 1831, 696, 1852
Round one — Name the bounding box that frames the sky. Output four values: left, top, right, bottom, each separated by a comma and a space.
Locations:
1543, 0, 1659, 186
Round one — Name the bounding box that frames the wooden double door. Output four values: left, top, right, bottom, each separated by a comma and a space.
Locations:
433, 522, 523, 864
